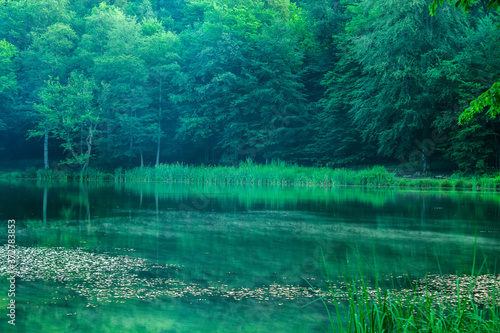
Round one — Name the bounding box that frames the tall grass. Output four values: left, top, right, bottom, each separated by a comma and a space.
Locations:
121, 160, 396, 187
1, 161, 500, 190
0, 168, 113, 181
304, 243, 500, 332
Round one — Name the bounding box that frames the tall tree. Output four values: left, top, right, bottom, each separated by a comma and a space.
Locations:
140, 19, 182, 165
432, 14, 500, 172
0, 40, 18, 133
325, 0, 469, 172
176, 0, 310, 164
431, 0, 500, 123
0, 0, 73, 49
21, 23, 78, 169
30, 71, 105, 171
78, 3, 150, 166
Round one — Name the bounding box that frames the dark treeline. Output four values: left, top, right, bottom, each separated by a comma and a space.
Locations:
0, 0, 499, 173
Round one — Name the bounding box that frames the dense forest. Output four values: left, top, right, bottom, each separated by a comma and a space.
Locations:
0, 0, 499, 174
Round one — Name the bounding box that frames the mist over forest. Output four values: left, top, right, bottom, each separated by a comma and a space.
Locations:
0, 0, 499, 174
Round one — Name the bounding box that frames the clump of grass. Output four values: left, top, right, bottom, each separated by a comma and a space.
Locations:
440, 179, 453, 189
454, 179, 474, 190
411, 178, 440, 188
75, 168, 113, 181
36, 168, 69, 180
305, 239, 500, 333
455, 179, 465, 189
25, 166, 37, 178
0, 171, 24, 179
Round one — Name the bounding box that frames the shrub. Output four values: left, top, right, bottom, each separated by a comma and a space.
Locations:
455, 179, 465, 189
440, 179, 453, 189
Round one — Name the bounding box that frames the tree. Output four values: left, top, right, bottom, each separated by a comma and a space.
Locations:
0, 0, 73, 50
430, 0, 500, 14
431, 0, 500, 123
78, 3, 151, 166
176, 0, 310, 164
0, 39, 18, 133
21, 23, 78, 169
432, 14, 500, 171
30, 71, 105, 172
305, 0, 379, 166
140, 20, 182, 165
325, 0, 469, 172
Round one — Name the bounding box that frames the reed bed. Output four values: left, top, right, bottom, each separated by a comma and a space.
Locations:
1, 161, 499, 190
121, 161, 397, 186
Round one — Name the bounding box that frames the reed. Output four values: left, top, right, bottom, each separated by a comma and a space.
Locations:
304, 239, 500, 332
121, 161, 396, 187
2, 162, 499, 191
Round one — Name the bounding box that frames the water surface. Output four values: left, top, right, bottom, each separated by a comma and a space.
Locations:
0, 181, 499, 332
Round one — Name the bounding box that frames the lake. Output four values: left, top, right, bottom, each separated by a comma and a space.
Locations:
0, 181, 499, 332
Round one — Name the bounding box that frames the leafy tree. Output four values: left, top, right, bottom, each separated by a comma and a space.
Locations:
30, 72, 106, 171
430, 0, 500, 14
432, 14, 500, 171
20, 22, 78, 169
140, 22, 182, 165
0, 0, 73, 49
0, 39, 18, 133
176, 0, 310, 164
431, 0, 500, 124
326, 0, 469, 172
78, 3, 151, 166
305, 0, 378, 166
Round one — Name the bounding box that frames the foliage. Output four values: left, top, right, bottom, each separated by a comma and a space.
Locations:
30, 71, 106, 171
430, 0, 500, 15
0, 39, 18, 134
431, 0, 500, 130
0, 0, 500, 173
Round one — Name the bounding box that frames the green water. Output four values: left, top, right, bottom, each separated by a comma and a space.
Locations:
0, 181, 499, 332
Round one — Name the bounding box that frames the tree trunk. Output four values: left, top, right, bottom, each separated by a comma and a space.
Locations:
156, 134, 161, 166
423, 152, 432, 173
129, 136, 133, 161
82, 125, 94, 173
140, 145, 144, 168
422, 122, 433, 174
44, 130, 49, 169
156, 77, 162, 166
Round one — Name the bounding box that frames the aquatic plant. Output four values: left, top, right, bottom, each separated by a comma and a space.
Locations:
303, 242, 500, 333
121, 162, 396, 187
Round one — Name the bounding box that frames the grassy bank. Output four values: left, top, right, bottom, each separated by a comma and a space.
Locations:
1, 161, 500, 190
0, 167, 114, 181
119, 160, 500, 190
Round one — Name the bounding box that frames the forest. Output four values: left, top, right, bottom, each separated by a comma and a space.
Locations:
0, 0, 499, 174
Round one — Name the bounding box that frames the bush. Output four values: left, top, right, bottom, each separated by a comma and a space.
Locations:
440, 179, 453, 189
25, 167, 37, 178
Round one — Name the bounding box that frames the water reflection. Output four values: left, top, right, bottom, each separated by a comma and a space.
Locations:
0, 181, 499, 332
